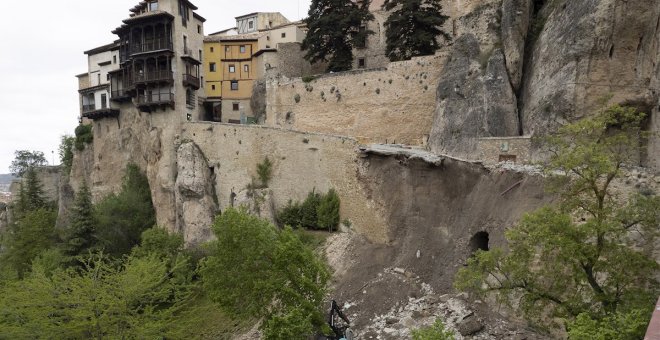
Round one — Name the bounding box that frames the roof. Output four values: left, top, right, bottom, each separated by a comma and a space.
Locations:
193, 12, 206, 22
204, 32, 264, 43
235, 12, 260, 19
123, 10, 174, 24
208, 27, 237, 36
84, 41, 120, 55
262, 20, 304, 31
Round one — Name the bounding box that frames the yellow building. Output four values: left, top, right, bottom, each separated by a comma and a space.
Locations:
204, 33, 260, 123
203, 12, 306, 124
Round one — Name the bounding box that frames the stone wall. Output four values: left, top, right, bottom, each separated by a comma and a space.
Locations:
180, 122, 389, 243
9, 166, 61, 204
264, 53, 447, 145
476, 136, 532, 165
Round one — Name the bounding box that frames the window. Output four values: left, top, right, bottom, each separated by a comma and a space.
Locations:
358, 58, 366, 68
356, 25, 367, 48
201, 76, 204, 88
199, 49, 202, 61
240, 45, 246, 53
211, 84, 216, 90
113, 55, 117, 64
183, 35, 188, 53
197, 25, 201, 34
97, 74, 101, 84
225, 46, 230, 53
209, 62, 216, 72
232, 103, 239, 111
248, 21, 254, 29
230, 80, 238, 90
148, 1, 158, 11
210, 46, 214, 52
101, 94, 107, 109
229, 65, 235, 73
106, 74, 110, 81
244, 64, 249, 73
281, 32, 286, 38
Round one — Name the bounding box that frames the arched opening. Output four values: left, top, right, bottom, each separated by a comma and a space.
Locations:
469, 231, 489, 255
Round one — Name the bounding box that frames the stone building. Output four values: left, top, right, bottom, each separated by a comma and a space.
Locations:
353, 0, 389, 70
203, 13, 310, 123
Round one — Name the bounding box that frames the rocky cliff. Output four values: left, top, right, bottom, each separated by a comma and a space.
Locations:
429, 0, 660, 166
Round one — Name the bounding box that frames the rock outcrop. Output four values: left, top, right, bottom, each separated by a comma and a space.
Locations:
520, 0, 660, 136
501, 0, 533, 92
174, 142, 218, 246
428, 34, 520, 159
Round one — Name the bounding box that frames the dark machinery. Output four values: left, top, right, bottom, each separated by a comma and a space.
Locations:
328, 300, 353, 340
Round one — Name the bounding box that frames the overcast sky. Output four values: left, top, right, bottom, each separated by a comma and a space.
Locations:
0, 0, 311, 174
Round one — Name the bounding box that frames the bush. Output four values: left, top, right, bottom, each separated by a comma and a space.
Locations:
317, 189, 340, 232
277, 200, 302, 228
74, 124, 93, 151
256, 157, 273, 188
277, 189, 341, 231
412, 319, 455, 340
58, 135, 75, 174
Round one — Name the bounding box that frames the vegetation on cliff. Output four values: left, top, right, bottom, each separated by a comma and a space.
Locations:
303, 0, 374, 72
9, 150, 47, 177
382, 0, 450, 61
455, 105, 659, 337
277, 188, 341, 231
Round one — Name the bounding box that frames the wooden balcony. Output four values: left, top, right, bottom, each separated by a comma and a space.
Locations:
182, 73, 200, 89
136, 92, 174, 110
81, 108, 120, 120
133, 70, 173, 85
111, 89, 132, 102
82, 104, 96, 113
130, 39, 173, 55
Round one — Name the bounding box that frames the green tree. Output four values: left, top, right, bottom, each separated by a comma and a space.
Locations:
411, 318, 455, 340
568, 309, 651, 340
300, 190, 322, 229
201, 208, 330, 338
59, 135, 75, 174
0, 208, 57, 278
9, 150, 47, 177
454, 105, 659, 332
303, 0, 374, 72
382, 0, 450, 61
62, 181, 97, 261
94, 164, 155, 257
317, 188, 340, 232
277, 199, 303, 228
0, 251, 196, 339
12, 167, 49, 220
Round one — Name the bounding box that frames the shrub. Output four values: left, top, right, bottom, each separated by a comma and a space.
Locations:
74, 124, 93, 151
317, 189, 340, 232
411, 319, 455, 340
256, 157, 273, 188
277, 200, 302, 228
294, 94, 301, 103
302, 75, 317, 83
59, 135, 75, 174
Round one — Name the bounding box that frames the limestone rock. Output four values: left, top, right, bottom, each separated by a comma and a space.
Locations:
174, 142, 218, 246
55, 176, 75, 229
429, 34, 520, 159
501, 0, 533, 91
457, 315, 484, 336
519, 0, 659, 137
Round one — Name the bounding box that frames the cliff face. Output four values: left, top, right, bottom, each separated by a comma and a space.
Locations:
429, 0, 660, 167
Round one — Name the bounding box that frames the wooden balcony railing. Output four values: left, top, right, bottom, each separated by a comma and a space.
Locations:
134, 70, 173, 84
130, 39, 173, 55
182, 73, 200, 89
137, 92, 174, 105
82, 104, 96, 113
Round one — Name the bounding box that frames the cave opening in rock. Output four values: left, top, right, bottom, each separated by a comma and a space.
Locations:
469, 231, 490, 255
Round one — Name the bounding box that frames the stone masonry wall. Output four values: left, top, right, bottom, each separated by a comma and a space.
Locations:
476, 137, 532, 165
265, 53, 447, 145
180, 122, 389, 243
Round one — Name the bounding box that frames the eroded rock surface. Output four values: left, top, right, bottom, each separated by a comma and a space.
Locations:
174, 142, 218, 246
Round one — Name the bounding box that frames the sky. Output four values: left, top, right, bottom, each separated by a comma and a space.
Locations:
0, 0, 311, 174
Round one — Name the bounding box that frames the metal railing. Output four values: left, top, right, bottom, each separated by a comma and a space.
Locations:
137, 92, 174, 105
130, 39, 173, 54
134, 70, 173, 83
111, 89, 129, 98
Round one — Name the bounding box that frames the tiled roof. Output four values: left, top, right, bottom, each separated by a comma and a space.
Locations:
204, 32, 264, 42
